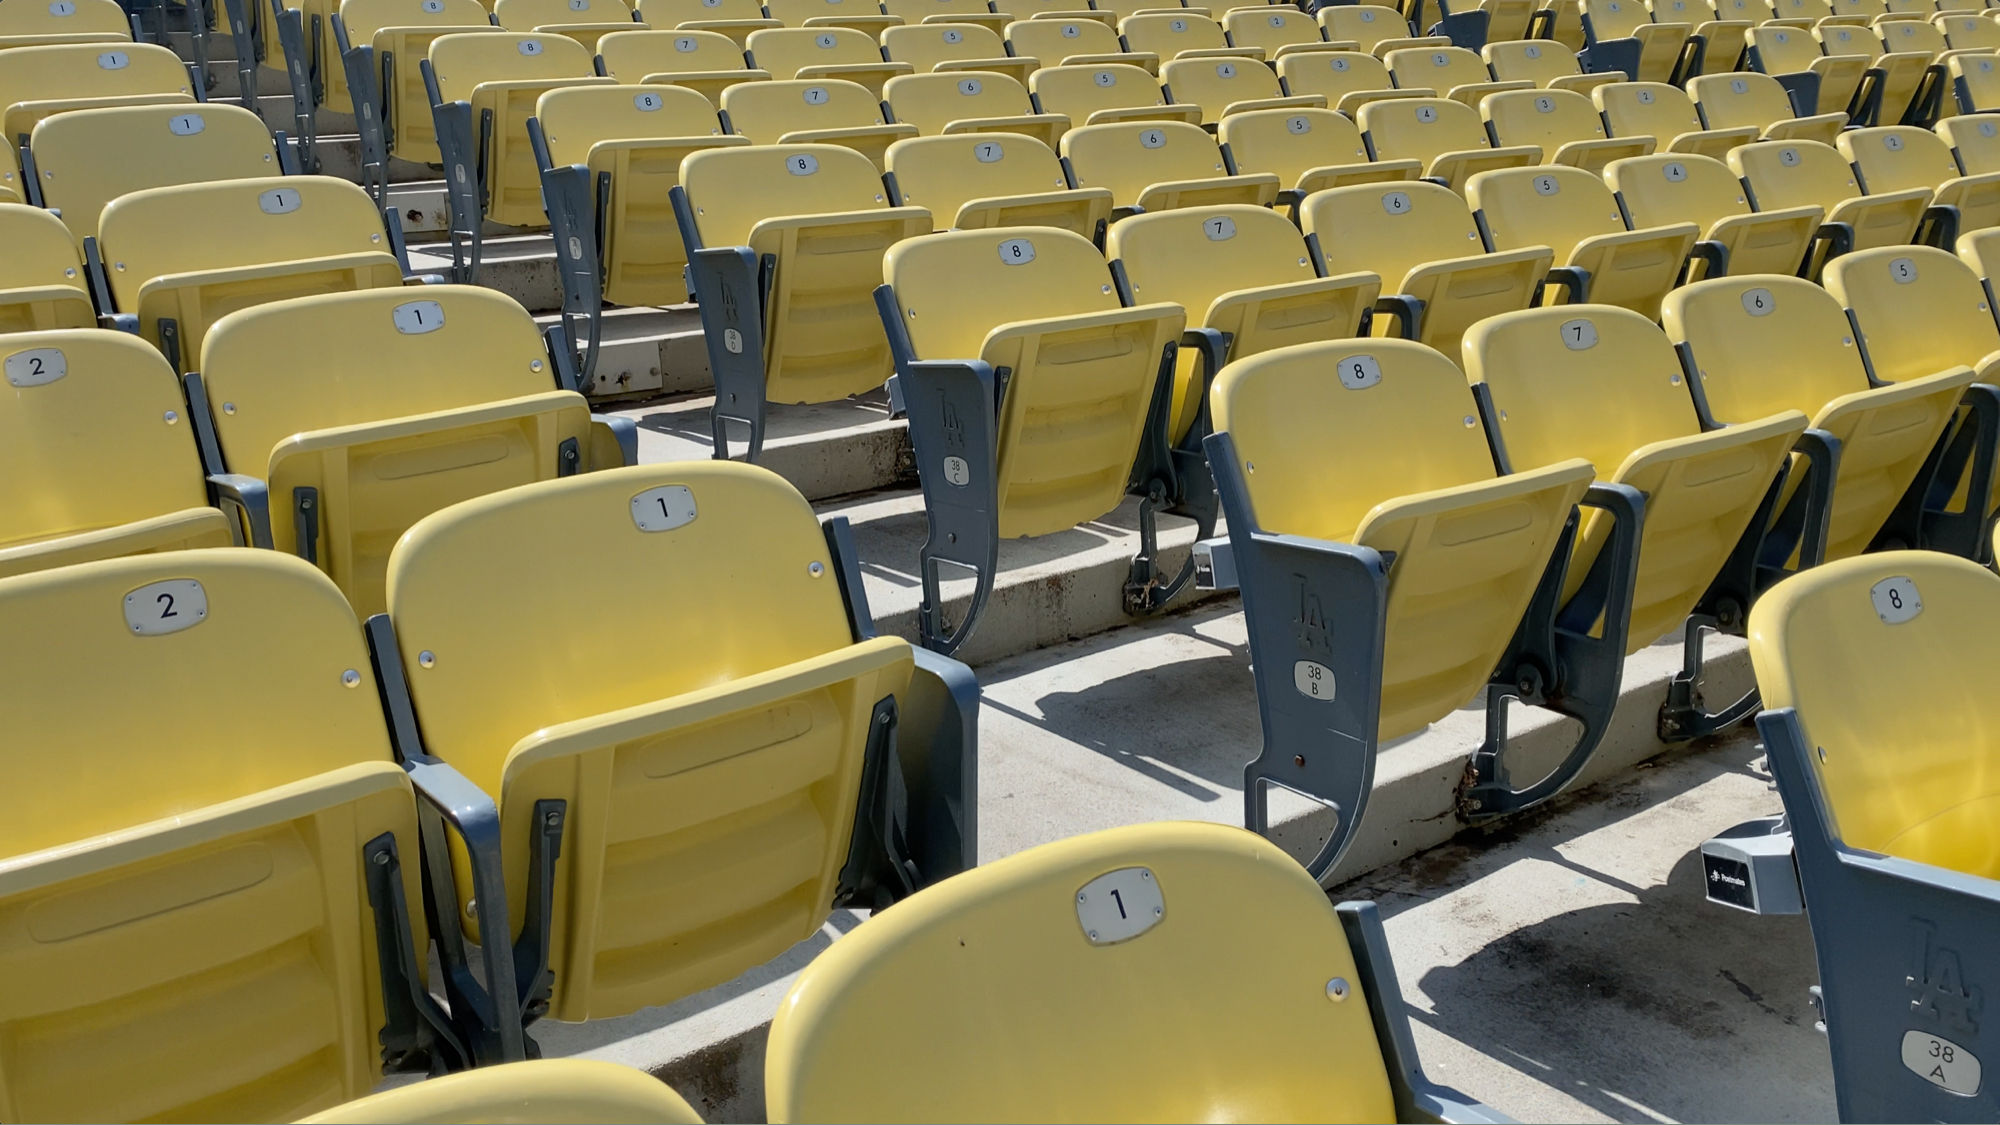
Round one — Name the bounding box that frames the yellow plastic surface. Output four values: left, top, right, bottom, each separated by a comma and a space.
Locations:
746, 25, 913, 93
1219, 106, 1418, 194
766, 0, 899, 33
1121, 11, 1241, 61
1223, 7, 1332, 56
0, 548, 422, 1123
430, 33, 605, 225
1958, 223, 2000, 280
1582, 0, 1689, 80
199, 286, 605, 613
1275, 49, 1397, 106
495, 0, 637, 33
0, 40, 188, 121
885, 0, 1010, 33
1062, 119, 1278, 209
1468, 164, 1697, 319
1464, 305, 1806, 648
98, 175, 405, 367
1841, 124, 2000, 233
765, 821, 1402, 1123
1029, 61, 1197, 125
1747, 25, 1862, 113
1730, 138, 1929, 250
1605, 151, 1823, 276
1482, 87, 1655, 175
1161, 53, 1320, 120
1939, 10, 2000, 48
1318, 4, 1413, 51
1688, 71, 1846, 146
1827, 243, 2000, 383
0, 203, 93, 333
885, 226, 1184, 537
29, 102, 277, 239
1484, 38, 1616, 91
1360, 96, 1542, 192
1951, 54, 2000, 117
386, 461, 913, 1020
1384, 44, 1504, 100
1006, 16, 1132, 66
303, 1060, 705, 1124
1595, 82, 1756, 160
1939, 113, 2000, 176
599, 26, 744, 79
883, 70, 1067, 146
0, 0, 131, 38
1213, 339, 1593, 737
882, 22, 1028, 83
720, 77, 916, 166
1663, 274, 1973, 560
341, 0, 495, 161
884, 131, 1110, 234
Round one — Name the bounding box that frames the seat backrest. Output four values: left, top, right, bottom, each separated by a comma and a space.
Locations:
1688, 71, 1801, 130
1301, 179, 1488, 289
1277, 50, 1397, 102
0, 0, 132, 38
198, 285, 558, 473
596, 27, 751, 76
763, 821, 1401, 1124
1008, 15, 1124, 60
1223, 6, 1326, 53
1359, 95, 1492, 161
1482, 86, 1608, 151
884, 70, 1036, 133
1120, 11, 1230, 58
1218, 107, 1368, 185
1748, 550, 2000, 870
1062, 120, 1229, 204
1468, 164, 1626, 260
427, 30, 597, 101
1938, 10, 2000, 47
1463, 303, 1702, 475
301, 1060, 707, 1125
1029, 61, 1165, 119
0, 329, 214, 548
30, 102, 278, 238
1772, 0, 1835, 20
1729, 138, 1863, 212
1107, 202, 1321, 323
1839, 124, 1962, 195
494, 0, 636, 27
885, 131, 1072, 217
1484, 38, 1586, 86
1162, 54, 1282, 117
1320, 4, 1413, 51
885, 222, 1119, 360
766, 0, 888, 26
680, 141, 893, 246
1748, 24, 1829, 74
884, 0, 998, 22
633, 0, 771, 24
1581, 0, 1652, 37
0, 201, 86, 299
339, 0, 491, 40
747, 25, 888, 76
1660, 273, 1870, 422
0, 41, 188, 118
535, 82, 724, 163
1595, 80, 1703, 141
1824, 244, 2000, 382
882, 22, 1008, 70
1605, 151, 1753, 227
1816, 23, 1884, 59
1938, 112, 2000, 176
1876, 16, 1945, 55
96, 175, 392, 311
1384, 44, 1489, 91
722, 76, 887, 139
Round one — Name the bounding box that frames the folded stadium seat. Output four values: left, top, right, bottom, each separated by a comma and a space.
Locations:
1767, 0, 1836, 25
1109, 203, 1380, 448
333, 0, 494, 192
1384, 44, 1529, 107
1318, 3, 1417, 54
1223, 6, 1342, 59
1936, 8, 2000, 49
883, 0, 1011, 35
884, 131, 1113, 234
1480, 87, 1654, 172
1008, 17, 1159, 73
1653, 0, 1750, 74
1468, 164, 1700, 315
883, 70, 1069, 146
744, 25, 912, 93
1062, 119, 1280, 213
1122, 11, 1264, 64
632, 0, 779, 45
720, 77, 918, 167
301, 1060, 705, 1124
1596, 81, 1760, 160
27, 103, 280, 243
1218, 106, 1422, 206
423, 32, 611, 280
96, 175, 414, 375
766, 0, 901, 35
1483, 38, 1625, 94
1819, 22, 1945, 127
1578, 0, 1694, 82
0, 548, 519, 1120
1746, 24, 1875, 120
1275, 50, 1424, 117
1662, 274, 1975, 566
1841, 124, 2000, 243
0, 330, 245, 579
1467, 305, 1807, 741
671, 144, 929, 459
493, 0, 643, 52
1357, 95, 1541, 192
190, 285, 635, 612
0, 41, 194, 144
875, 225, 1205, 653
530, 84, 746, 388
0, 0, 132, 49
1949, 52, 2000, 114
1688, 71, 1848, 146
0, 203, 94, 331
881, 22, 1035, 85
1937, 112, 2000, 174
595, 27, 773, 104
771, 825, 1524, 1120
379, 460, 976, 1025
1161, 54, 1326, 120
1727, 551, 2000, 1122
1606, 152, 1826, 277
1732, 139, 1932, 265
1300, 180, 1554, 361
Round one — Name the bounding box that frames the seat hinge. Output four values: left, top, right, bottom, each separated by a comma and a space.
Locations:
294, 486, 320, 563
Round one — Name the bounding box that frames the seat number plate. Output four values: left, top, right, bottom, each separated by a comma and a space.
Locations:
974, 139, 1003, 161
1902, 1030, 1980, 1096
49, 0, 76, 13
1075, 867, 1164, 945
788, 152, 820, 174
1294, 659, 1335, 699
1204, 215, 1235, 240
1533, 172, 1560, 195
124, 580, 207, 636
1870, 575, 1921, 624
98, 49, 129, 68
168, 113, 205, 135
675, 35, 698, 50
1286, 114, 1311, 134
943, 455, 971, 485
1092, 66, 1114, 83
1139, 128, 1166, 148
1561, 318, 1597, 350
392, 300, 446, 334
1216, 61, 1236, 77
1741, 286, 1774, 316
958, 76, 982, 95
5, 347, 65, 387
1381, 189, 1412, 214
635, 91, 664, 109
259, 187, 302, 213
942, 27, 961, 41
1890, 256, 1917, 283
1337, 353, 1381, 389
631, 484, 697, 531
804, 85, 830, 104
519, 38, 544, 54
998, 237, 1035, 264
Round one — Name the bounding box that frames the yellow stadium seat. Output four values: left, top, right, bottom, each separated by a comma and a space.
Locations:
1579, 0, 1693, 83
333, 0, 494, 175
1938, 111, 2000, 174
1222, 6, 1340, 58
380, 460, 973, 1022
1747, 24, 1871, 118
27, 102, 279, 240
1605, 151, 1826, 277
1949, 51, 2000, 115
1483, 38, 1625, 94
1688, 70, 1847, 146
0, 41, 192, 146
766, 0, 901, 35
884, 130, 1112, 234
1300, 180, 1553, 363
596, 27, 774, 104
672, 143, 929, 458
1161, 53, 1325, 120
1217, 106, 1421, 203
1817, 22, 1941, 128
1357, 95, 1541, 192
1595, 80, 1760, 160
1657, 0, 1749, 74
1121, 10, 1261, 63
1481, 86, 1654, 172
721, 76, 917, 167
883, 0, 1010, 35
1029, 61, 1200, 125
1384, 43, 1529, 107
493, 0, 641, 52
1937, 8, 2000, 49
1731, 138, 1932, 260
766, 823, 1506, 1117
1274, 50, 1413, 116
881, 21, 1034, 85
1476, 0, 1540, 39
1062, 119, 1280, 213
1532, 0, 1589, 53
632, 0, 779, 45
97, 175, 410, 374
1008, 15, 1157, 72
192, 285, 634, 613
1468, 164, 1698, 317
883, 70, 1068, 146
0, 0, 132, 46
745, 24, 912, 93
0, 203, 94, 332
1841, 124, 2000, 242
1317, 3, 1415, 53
302, 1060, 706, 1124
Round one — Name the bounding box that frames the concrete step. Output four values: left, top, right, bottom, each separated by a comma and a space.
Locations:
613, 389, 909, 501
543, 305, 709, 399
407, 233, 560, 308
316, 135, 456, 187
